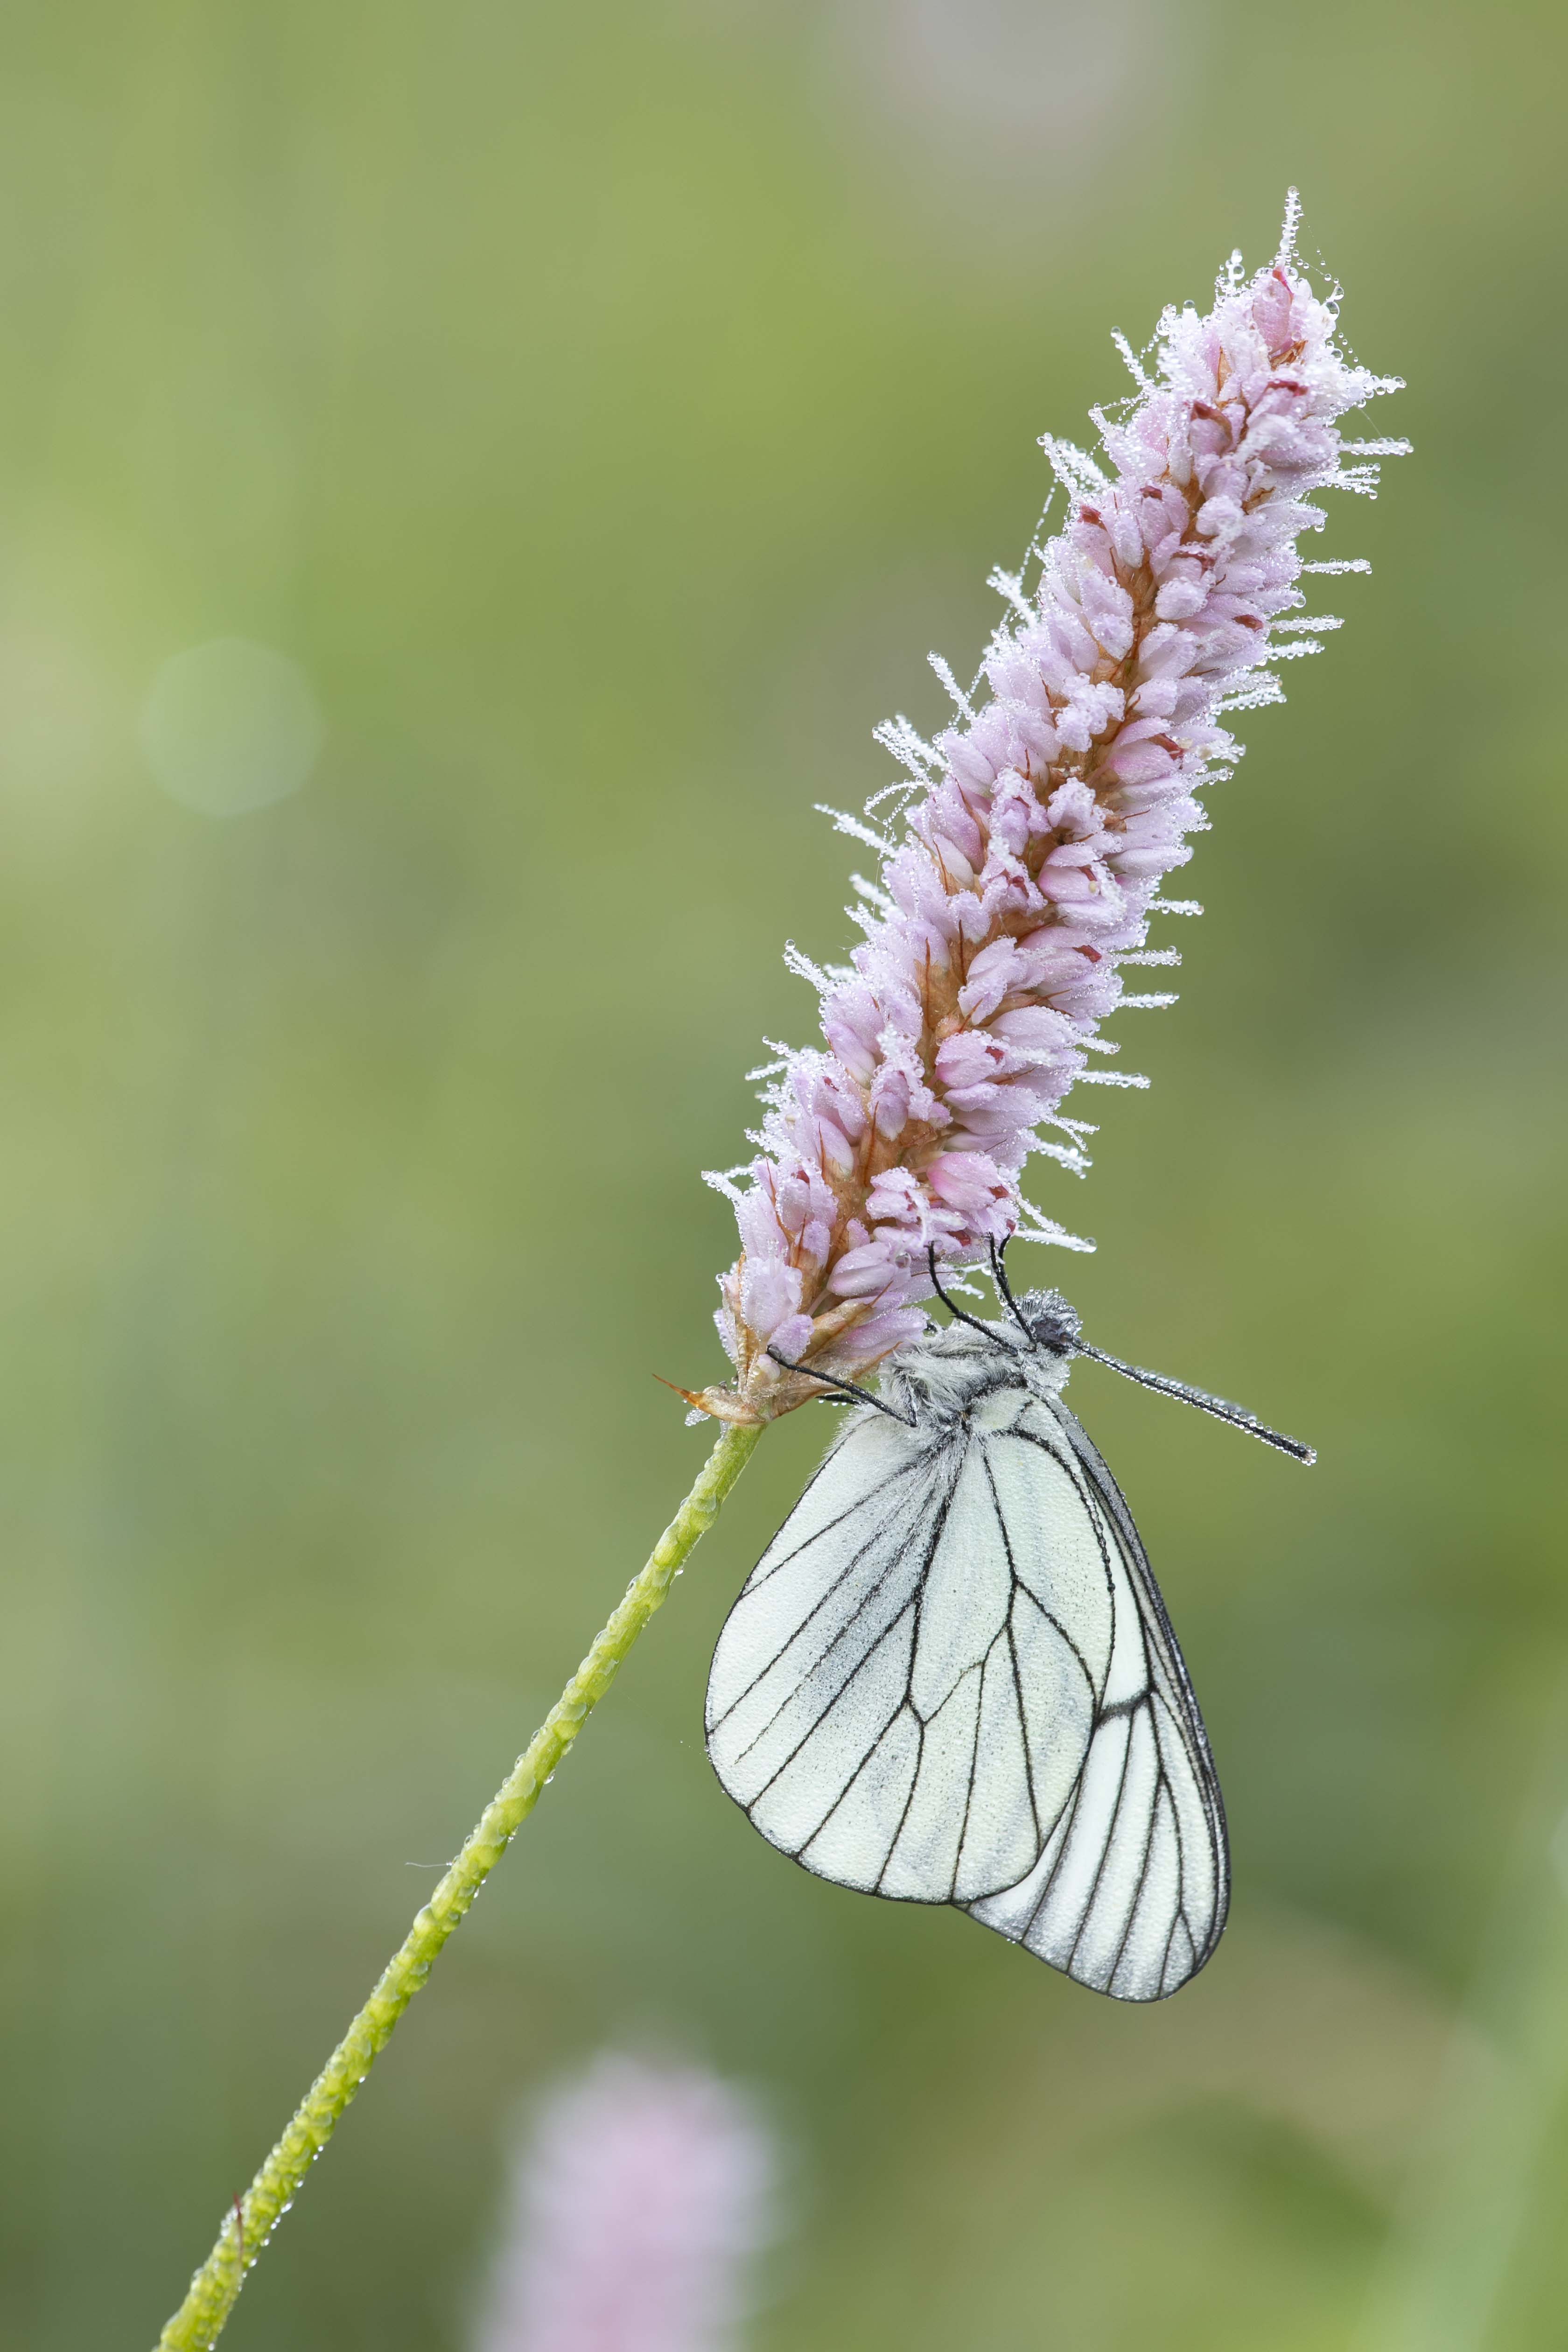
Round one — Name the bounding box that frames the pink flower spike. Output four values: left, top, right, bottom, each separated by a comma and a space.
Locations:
696, 195, 1405, 1426
474, 2053, 776, 2352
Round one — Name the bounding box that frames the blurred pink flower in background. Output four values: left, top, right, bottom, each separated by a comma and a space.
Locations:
474, 2054, 777, 2352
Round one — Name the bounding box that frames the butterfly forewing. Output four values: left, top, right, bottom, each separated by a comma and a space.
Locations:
707, 1410, 1049, 1903
704, 1414, 952, 1871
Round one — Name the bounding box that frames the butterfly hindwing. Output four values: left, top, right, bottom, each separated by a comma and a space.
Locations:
965, 1395, 1228, 1999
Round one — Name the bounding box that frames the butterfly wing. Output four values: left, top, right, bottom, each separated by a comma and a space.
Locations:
964, 1393, 1229, 2000
705, 1401, 1099, 1909
705, 1383, 1228, 2002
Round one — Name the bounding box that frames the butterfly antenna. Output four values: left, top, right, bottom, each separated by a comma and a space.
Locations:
1076, 1341, 1315, 1463
764, 1346, 916, 1428
926, 1244, 1000, 1343
988, 1236, 1034, 1342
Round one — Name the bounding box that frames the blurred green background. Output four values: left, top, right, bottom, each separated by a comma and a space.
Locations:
1, 0, 1565, 2345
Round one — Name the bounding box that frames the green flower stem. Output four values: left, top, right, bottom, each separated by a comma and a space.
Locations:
154, 1419, 764, 2352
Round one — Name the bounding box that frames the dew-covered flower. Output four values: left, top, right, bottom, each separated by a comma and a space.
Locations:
473, 2053, 775, 2352
696, 195, 1404, 1425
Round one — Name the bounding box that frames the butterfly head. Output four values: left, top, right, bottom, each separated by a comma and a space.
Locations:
1014, 1288, 1082, 1358
876, 1279, 1084, 1424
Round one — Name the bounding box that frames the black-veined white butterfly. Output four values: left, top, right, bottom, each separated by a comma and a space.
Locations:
705, 1253, 1311, 2002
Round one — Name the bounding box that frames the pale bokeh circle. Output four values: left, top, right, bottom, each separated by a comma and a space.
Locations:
140, 637, 324, 818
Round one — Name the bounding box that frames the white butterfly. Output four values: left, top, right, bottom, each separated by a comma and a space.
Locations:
706, 1265, 1311, 2002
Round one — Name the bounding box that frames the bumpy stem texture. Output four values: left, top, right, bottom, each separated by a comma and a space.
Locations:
154, 1421, 763, 2352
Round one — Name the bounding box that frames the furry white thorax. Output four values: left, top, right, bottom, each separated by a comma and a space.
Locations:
875, 1288, 1077, 1430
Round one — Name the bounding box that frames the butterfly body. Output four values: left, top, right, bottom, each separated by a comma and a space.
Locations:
705, 1293, 1230, 2002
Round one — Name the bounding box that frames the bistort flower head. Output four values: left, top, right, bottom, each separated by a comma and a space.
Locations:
696, 194, 1405, 1427
474, 2052, 775, 2352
